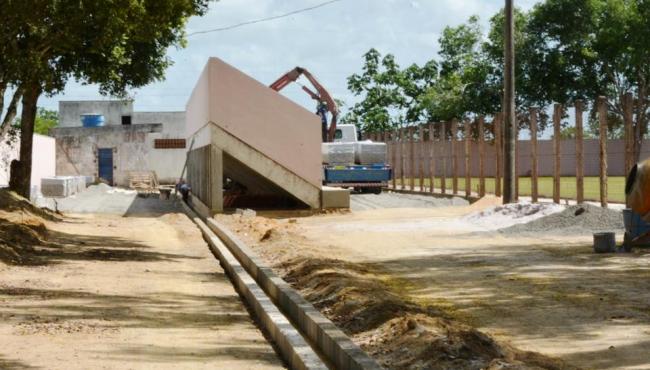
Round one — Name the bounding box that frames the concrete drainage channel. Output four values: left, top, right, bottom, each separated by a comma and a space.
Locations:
181, 202, 381, 370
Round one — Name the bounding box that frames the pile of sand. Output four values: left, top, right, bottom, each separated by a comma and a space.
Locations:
278, 256, 573, 370
0, 190, 58, 265
500, 204, 623, 236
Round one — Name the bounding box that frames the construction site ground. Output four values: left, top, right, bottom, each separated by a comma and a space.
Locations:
0, 190, 284, 369
217, 192, 650, 370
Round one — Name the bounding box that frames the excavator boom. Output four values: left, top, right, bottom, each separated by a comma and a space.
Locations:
270, 67, 338, 142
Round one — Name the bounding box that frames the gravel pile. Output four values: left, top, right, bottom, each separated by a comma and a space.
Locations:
463, 202, 565, 231
499, 203, 624, 236
351, 192, 468, 211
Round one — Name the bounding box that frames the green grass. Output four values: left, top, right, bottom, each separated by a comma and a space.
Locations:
394, 176, 626, 203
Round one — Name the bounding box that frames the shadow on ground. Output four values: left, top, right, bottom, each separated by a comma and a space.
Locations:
0, 288, 249, 330
0, 356, 36, 370
3, 227, 202, 266
123, 196, 182, 218
364, 243, 650, 369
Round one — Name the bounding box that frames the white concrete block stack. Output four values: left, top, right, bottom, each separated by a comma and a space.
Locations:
321, 143, 355, 165
354, 141, 387, 165
41, 176, 89, 198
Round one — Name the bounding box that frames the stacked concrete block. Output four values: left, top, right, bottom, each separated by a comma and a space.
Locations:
41, 177, 69, 198
321, 143, 355, 165
41, 176, 89, 198
355, 141, 387, 165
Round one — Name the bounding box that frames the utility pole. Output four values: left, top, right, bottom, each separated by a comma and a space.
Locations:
502, 0, 516, 204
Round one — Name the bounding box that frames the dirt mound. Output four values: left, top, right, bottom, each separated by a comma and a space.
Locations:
0, 189, 59, 265
0, 218, 48, 265
0, 189, 61, 222
499, 204, 623, 236
278, 256, 574, 370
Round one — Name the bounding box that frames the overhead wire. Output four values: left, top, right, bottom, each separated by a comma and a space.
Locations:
187, 0, 343, 36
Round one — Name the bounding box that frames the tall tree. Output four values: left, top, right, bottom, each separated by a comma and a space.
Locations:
345, 48, 437, 132
0, 0, 210, 198
526, 0, 650, 161
422, 16, 500, 122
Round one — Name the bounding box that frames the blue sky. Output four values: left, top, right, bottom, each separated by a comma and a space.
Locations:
36, 0, 539, 116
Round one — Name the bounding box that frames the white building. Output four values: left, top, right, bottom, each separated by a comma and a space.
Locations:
52, 100, 186, 186
0, 133, 56, 197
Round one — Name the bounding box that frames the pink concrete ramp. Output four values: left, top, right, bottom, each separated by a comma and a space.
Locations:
186, 57, 323, 210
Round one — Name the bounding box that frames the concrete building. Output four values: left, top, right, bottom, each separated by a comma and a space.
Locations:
0, 133, 56, 197
185, 57, 325, 214
52, 101, 186, 186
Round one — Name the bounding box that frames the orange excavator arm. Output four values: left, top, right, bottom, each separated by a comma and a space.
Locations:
270, 67, 338, 142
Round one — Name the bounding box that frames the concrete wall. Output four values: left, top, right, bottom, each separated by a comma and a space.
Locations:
0, 134, 55, 191
186, 65, 212, 149
386, 138, 650, 178
52, 124, 171, 187
134, 111, 187, 183
59, 100, 133, 127
56, 102, 187, 185
186, 57, 323, 187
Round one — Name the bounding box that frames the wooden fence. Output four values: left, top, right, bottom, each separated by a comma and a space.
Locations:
365, 96, 643, 207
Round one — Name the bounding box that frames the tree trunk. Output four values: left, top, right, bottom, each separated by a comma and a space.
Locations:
0, 88, 22, 138
9, 84, 40, 199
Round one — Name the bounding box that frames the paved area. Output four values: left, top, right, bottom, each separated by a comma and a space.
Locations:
0, 207, 284, 369
350, 191, 468, 211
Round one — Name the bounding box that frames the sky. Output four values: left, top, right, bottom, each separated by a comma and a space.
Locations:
35, 0, 540, 117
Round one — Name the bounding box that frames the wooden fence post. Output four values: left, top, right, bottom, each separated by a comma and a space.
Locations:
530, 107, 539, 203
464, 118, 472, 197
495, 113, 502, 197
553, 103, 562, 204
419, 125, 425, 191
391, 130, 398, 189
478, 116, 486, 197
623, 92, 634, 179
429, 123, 436, 193
514, 120, 519, 201
451, 118, 459, 195
409, 126, 416, 191
623, 93, 634, 207
400, 127, 406, 190
598, 96, 608, 208
575, 100, 584, 204
441, 122, 447, 194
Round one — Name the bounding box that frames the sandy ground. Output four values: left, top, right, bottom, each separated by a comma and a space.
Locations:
0, 205, 284, 369
221, 193, 650, 370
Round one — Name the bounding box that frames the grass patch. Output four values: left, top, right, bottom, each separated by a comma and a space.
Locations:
395, 176, 626, 203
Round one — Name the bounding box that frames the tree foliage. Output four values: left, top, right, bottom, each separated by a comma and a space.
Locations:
344, 0, 650, 151
0, 0, 211, 197
344, 49, 437, 132
14, 108, 59, 136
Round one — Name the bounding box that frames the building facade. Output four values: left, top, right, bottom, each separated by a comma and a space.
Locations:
52, 100, 186, 187
0, 134, 56, 197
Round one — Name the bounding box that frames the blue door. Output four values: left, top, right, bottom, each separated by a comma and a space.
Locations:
97, 148, 114, 185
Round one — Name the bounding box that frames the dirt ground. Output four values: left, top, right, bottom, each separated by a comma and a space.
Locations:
0, 191, 284, 369
219, 193, 650, 370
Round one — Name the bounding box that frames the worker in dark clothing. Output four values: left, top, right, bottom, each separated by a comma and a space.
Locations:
317, 101, 329, 142
177, 180, 191, 202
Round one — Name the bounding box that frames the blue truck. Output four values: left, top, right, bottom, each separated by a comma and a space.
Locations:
322, 124, 392, 194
